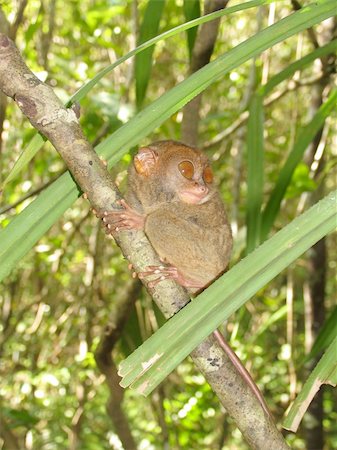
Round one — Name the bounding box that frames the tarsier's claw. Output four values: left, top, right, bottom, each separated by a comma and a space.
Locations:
138, 263, 203, 290
99, 156, 108, 166
138, 264, 177, 284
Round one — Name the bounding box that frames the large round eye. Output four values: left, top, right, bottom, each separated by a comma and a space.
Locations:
178, 161, 194, 180
203, 166, 213, 184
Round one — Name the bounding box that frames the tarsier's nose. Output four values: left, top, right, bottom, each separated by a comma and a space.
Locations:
194, 182, 208, 195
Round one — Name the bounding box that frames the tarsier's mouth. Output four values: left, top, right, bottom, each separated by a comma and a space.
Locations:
178, 189, 210, 205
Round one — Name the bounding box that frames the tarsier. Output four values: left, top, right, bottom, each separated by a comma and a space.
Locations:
99, 140, 269, 416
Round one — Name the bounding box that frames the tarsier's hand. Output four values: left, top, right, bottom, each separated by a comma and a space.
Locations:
97, 199, 145, 234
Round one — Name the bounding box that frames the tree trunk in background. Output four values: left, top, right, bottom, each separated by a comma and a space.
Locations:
181, 0, 228, 146
0, 416, 21, 450
304, 237, 326, 450
95, 279, 142, 450
302, 84, 325, 450
302, 17, 336, 450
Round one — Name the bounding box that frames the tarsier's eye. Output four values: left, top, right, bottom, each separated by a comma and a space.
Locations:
178, 161, 194, 180
203, 166, 213, 183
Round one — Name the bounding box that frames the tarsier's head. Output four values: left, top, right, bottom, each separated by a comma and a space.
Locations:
133, 140, 215, 205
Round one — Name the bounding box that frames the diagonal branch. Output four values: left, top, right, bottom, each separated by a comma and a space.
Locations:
0, 33, 289, 450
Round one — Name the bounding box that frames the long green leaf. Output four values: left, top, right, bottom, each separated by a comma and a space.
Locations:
246, 93, 264, 253
248, 304, 287, 342
246, 41, 337, 250
118, 190, 337, 395
183, 0, 201, 58
260, 88, 337, 242
3, 0, 269, 188
2, 134, 46, 187
0, 174, 79, 281
303, 306, 337, 363
260, 39, 337, 96
283, 336, 337, 432
135, 0, 166, 109
0, 0, 335, 284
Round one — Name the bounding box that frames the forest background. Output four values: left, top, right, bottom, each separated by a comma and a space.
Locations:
0, 0, 336, 449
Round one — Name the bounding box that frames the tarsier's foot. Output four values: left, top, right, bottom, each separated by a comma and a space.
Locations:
138, 264, 204, 290
98, 199, 145, 234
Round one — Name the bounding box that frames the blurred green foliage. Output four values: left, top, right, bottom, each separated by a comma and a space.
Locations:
0, 1, 336, 449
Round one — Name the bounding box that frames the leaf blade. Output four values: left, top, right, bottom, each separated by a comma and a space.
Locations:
246, 93, 264, 253
183, 0, 201, 58
135, 0, 166, 108
260, 88, 337, 241
283, 337, 337, 432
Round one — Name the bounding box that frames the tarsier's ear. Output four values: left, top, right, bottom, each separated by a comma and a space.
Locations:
134, 147, 158, 176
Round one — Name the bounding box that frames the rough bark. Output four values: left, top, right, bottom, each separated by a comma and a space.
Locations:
0, 33, 289, 450
0, 2, 28, 176
0, 8, 10, 168
181, 0, 229, 146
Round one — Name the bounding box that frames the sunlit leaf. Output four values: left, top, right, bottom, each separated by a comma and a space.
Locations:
260, 39, 337, 96
246, 93, 264, 253
135, 0, 166, 108
283, 337, 337, 432
260, 88, 337, 242
2, 134, 47, 186
183, 0, 201, 58
304, 307, 337, 363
